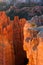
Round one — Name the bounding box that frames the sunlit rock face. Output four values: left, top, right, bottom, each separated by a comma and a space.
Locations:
37, 31, 43, 65
0, 12, 28, 65
0, 11, 15, 65
23, 22, 38, 65
1, 11, 43, 65
23, 20, 43, 65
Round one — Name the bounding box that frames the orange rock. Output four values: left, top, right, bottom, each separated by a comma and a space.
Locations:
14, 16, 19, 23
6, 22, 13, 41
38, 38, 43, 65
23, 22, 39, 65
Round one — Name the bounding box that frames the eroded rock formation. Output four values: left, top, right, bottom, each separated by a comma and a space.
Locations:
23, 21, 43, 65
0, 12, 28, 65
0, 11, 43, 65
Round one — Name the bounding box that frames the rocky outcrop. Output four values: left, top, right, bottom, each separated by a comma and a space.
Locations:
0, 11, 15, 65
23, 21, 43, 65
13, 16, 28, 65
0, 11, 43, 65
0, 12, 28, 65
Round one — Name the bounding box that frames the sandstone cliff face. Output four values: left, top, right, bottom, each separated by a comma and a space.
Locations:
0, 11, 43, 65
0, 12, 27, 65
0, 12, 15, 65
37, 32, 43, 65
13, 16, 27, 65
23, 21, 43, 65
